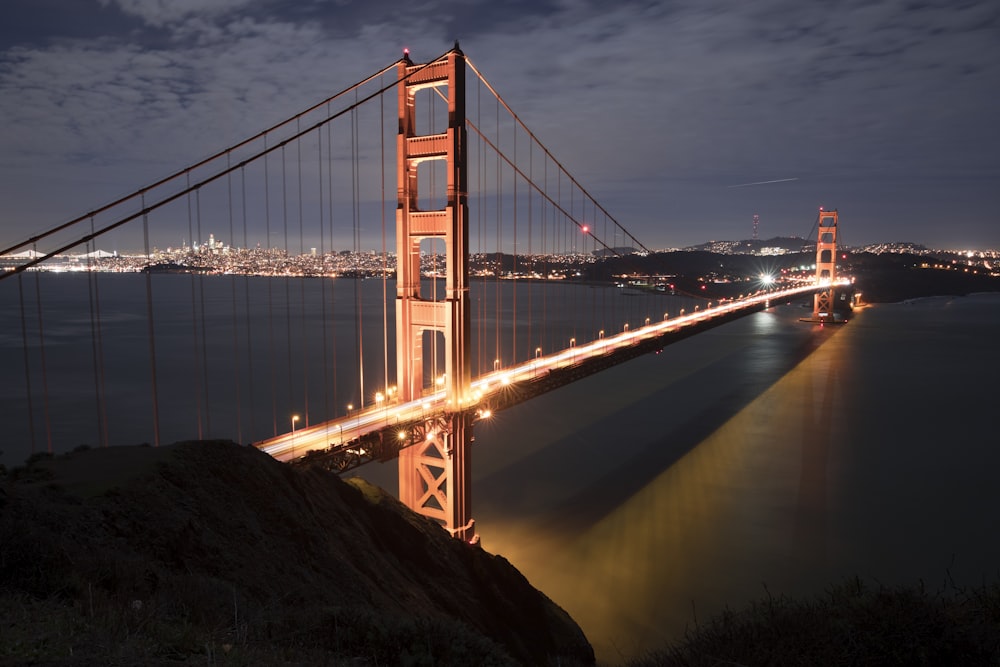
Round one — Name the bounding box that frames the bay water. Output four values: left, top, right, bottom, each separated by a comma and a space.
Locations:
3, 273, 998, 663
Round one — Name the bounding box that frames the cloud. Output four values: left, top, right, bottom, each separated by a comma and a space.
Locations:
96, 0, 258, 28
1, 0, 997, 248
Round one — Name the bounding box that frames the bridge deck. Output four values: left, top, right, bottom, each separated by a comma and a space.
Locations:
254, 283, 826, 472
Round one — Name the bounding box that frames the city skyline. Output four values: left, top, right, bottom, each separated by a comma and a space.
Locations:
2, 1, 998, 252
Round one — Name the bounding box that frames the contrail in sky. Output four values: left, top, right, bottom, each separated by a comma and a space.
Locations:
728, 177, 799, 188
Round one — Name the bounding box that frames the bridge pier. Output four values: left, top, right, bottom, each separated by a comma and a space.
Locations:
399, 412, 475, 542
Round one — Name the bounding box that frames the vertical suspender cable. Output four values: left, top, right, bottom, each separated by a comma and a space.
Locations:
476, 75, 483, 375
265, 138, 277, 436
186, 176, 203, 439
240, 166, 256, 443
295, 120, 309, 426
557, 168, 563, 352
86, 217, 108, 447
326, 102, 338, 416
86, 233, 99, 441
380, 77, 389, 397
32, 246, 52, 452
353, 90, 365, 408
227, 155, 243, 444
141, 194, 161, 447
318, 123, 330, 423
196, 188, 211, 436
526, 138, 532, 358
572, 184, 578, 339
494, 94, 501, 367
17, 274, 37, 453
590, 199, 597, 337
297, 120, 310, 426
602, 210, 608, 336
511, 119, 517, 361
282, 145, 294, 425
541, 153, 548, 352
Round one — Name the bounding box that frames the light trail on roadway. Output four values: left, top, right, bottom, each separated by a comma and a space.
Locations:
255, 282, 833, 463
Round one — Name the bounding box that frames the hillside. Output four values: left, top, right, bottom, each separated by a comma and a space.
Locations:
0, 441, 594, 666
845, 252, 1000, 303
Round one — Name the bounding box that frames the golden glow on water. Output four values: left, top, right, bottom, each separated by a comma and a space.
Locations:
483, 318, 853, 663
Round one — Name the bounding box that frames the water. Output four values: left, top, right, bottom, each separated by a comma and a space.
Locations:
458, 293, 1000, 662
0, 272, 699, 463
4, 274, 998, 664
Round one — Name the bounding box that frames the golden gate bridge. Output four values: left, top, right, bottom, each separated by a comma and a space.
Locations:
0, 45, 841, 543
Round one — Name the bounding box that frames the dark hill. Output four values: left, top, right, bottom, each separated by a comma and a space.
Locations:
0, 441, 594, 666
846, 251, 1000, 303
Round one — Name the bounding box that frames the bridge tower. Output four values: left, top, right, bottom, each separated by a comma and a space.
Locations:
812, 209, 838, 320
395, 47, 476, 542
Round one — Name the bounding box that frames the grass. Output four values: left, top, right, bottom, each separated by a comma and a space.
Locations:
626, 577, 1000, 666
0, 583, 520, 665
0, 443, 590, 666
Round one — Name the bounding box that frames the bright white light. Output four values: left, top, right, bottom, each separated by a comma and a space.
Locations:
760, 273, 775, 285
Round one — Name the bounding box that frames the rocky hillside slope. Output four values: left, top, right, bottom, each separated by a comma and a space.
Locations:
0, 441, 593, 665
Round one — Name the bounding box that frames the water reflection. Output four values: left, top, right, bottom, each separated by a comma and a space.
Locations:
475, 296, 1000, 663
475, 305, 848, 660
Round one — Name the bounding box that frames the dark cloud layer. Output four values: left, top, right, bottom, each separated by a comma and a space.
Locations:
2, 0, 998, 249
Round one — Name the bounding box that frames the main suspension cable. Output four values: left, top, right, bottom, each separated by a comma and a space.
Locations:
465, 57, 651, 256
1, 49, 457, 280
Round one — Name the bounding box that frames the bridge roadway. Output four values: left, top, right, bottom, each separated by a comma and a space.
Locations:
254, 282, 829, 470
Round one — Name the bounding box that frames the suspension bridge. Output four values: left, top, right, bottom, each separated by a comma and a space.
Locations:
0, 45, 842, 543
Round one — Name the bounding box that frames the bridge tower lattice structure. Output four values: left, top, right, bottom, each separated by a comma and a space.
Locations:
395, 47, 476, 542
812, 209, 839, 320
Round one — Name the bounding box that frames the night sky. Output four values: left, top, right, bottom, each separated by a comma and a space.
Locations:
2, 0, 998, 251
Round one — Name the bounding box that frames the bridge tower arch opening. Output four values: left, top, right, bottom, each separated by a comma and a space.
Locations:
395, 47, 476, 542
812, 209, 838, 321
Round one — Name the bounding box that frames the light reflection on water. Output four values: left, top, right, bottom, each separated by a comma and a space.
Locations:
469, 294, 1000, 663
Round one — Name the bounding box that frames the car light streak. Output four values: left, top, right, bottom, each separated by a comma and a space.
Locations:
255, 282, 838, 462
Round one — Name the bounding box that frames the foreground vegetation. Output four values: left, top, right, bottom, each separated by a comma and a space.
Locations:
628, 577, 1000, 666
0, 443, 592, 666
4, 445, 999, 665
